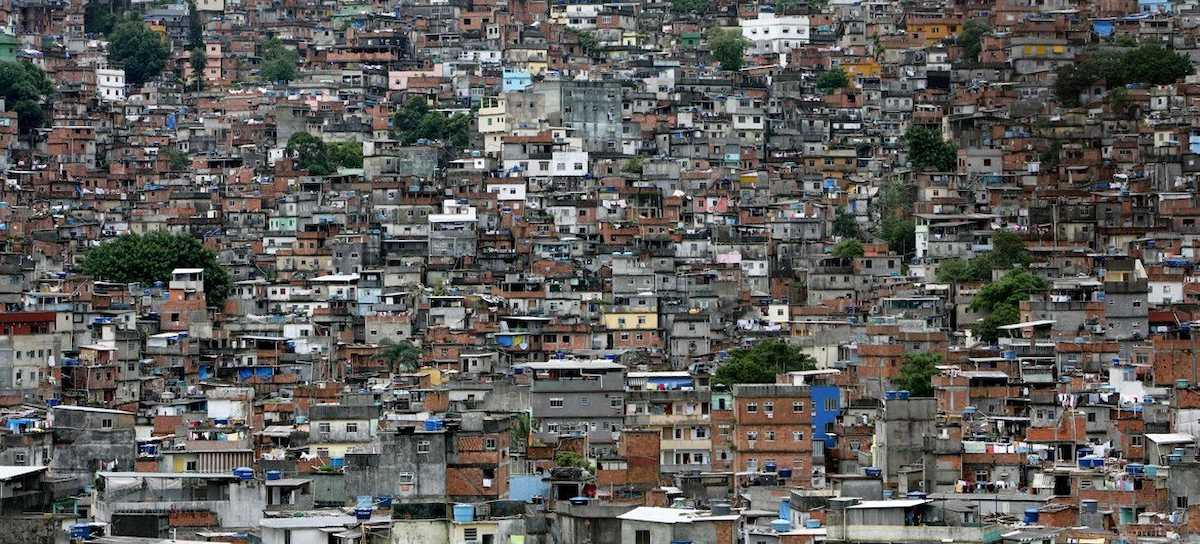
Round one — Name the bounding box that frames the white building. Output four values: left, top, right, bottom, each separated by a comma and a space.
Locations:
739, 12, 811, 55
96, 68, 125, 101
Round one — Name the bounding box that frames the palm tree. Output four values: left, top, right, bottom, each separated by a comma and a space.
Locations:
378, 339, 421, 372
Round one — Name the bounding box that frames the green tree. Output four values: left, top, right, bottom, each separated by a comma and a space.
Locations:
285, 132, 334, 175
815, 67, 849, 93
378, 339, 421, 372
80, 231, 231, 306
511, 413, 532, 451
622, 156, 644, 174
713, 340, 817, 387
187, 0, 203, 48
109, 19, 169, 86
1055, 44, 1192, 106
896, 353, 941, 397
392, 97, 473, 150
832, 207, 860, 240
935, 257, 988, 283
261, 37, 299, 83
0, 61, 53, 136
957, 19, 989, 63
880, 216, 915, 258
671, 0, 709, 14
162, 146, 189, 170
328, 141, 363, 169
85, 0, 124, 35
190, 47, 206, 91
989, 231, 1030, 269
575, 30, 599, 55
706, 27, 749, 72
905, 126, 957, 171
832, 239, 864, 259
555, 451, 593, 471
969, 269, 1046, 342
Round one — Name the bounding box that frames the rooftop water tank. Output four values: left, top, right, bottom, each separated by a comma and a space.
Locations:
266, 470, 282, 481
453, 503, 476, 523
233, 467, 254, 481
1024, 507, 1040, 524
770, 519, 792, 533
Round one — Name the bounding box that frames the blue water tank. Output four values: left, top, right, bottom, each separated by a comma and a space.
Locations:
45, 398, 60, 407
1127, 463, 1144, 475
330, 457, 345, 469
233, 467, 254, 480
770, 519, 792, 533
453, 503, 476, 522
906, 491, 927, 500
1024, 507, 1040, 524
864, 467, 882, 478
764, 462, 777, 473
885, 391, 898, 400
779, 498, 790, 520
69, 524, 91, 539
425, 419, 444, 431
777, 468, 793, 479
804, 519, 822, 529
354, 507, 372, 520
266, 470, 282, 481
377, 495, 393, 508
897, 390, 911, 400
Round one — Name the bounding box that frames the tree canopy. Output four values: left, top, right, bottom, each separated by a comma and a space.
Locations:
970, 269, 1047, 342
936, 231, 1030, 282
713, 340, 817, 387
285, 133, 362, 175
815, 68, 850, 93
378, 339, 421, 372
832, 239, 864, 259
261, 37, 299, 83
957, 20, 989, 63
0, 61, 53, 136
80, 232, 231, 307
832, 207, 861, 240
707, 28, 749, 72
671, 0, 709, 15
392, 97, 473, 150
896, 353, 941, 397
109, 19, 169, 86
1055, 44, 1193, 106
905, 126, 957, 172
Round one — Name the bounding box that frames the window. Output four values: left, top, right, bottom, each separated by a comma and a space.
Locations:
485, 438, 497, 450
398, 472, 415, 483
185, 460, 197, 471
579, 398, 590, 407
1178, 496, 1189, 509
346, 422, 358, 433
1132, 435, 1143, 447
417, 441, 431, 454
635, 530, 651, 544
316, 448, 330, 458
319, 422, 331, 433
793, 431, 805, 441
793, 402, 804, 413
766, 431, 776, 441
464, 528, 478, 542
101, 418, 113, 429
610, 398, 622, 408
14, 452, 25, 465
747, 431, 758, 441
825, 398, 838, 411
546, 423, 559, 433
550, 398, 565, 408
764, 401, 774, 413
747, 402, 758, 413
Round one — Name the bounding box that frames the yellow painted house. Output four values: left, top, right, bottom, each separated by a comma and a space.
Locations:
603, 311, 659, 330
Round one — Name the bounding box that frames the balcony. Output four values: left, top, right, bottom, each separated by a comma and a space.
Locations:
661, 438, 712, 450
625, 413, 708, 427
